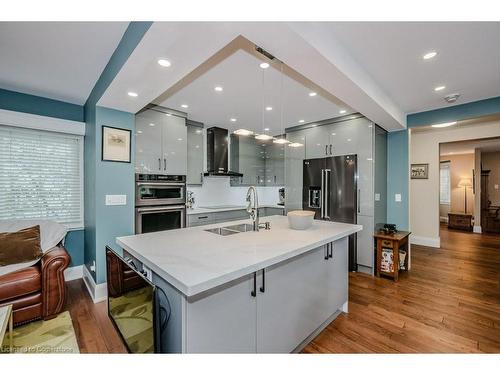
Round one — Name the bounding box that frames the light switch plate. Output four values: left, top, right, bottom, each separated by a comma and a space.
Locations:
495, 184, 499, 190
395, 194, 402, 202
105, 194, 127, 206
375, 193, 381, 201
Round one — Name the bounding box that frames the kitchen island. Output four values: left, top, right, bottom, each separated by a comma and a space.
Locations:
116, 215, 361, 353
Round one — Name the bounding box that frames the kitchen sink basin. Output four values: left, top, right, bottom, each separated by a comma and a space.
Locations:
204, 223, 254, 236
224, 223, 254, 232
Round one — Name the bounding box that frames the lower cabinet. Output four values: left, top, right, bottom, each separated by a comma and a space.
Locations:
183, 239, 348, 353
356, 215, 375, 272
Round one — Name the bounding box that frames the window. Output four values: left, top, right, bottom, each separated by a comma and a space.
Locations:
440, 161, 451, 205
0, 125, 83, 228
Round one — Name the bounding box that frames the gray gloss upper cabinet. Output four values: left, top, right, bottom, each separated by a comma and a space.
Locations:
265, 142, 285, 186
284, 130, 306, 211
135, 109, 187, 175
230, 135, 274, 186
187, 125, 204, 184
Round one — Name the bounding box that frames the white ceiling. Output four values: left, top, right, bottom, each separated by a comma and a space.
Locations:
159, 49, 351, 135
441, 137, 500, 155
323, 22, 500, 114
0, 22, 128, 104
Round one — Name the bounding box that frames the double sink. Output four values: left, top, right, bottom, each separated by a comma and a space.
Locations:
205, 223, 254, 236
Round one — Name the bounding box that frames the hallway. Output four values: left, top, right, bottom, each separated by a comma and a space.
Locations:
303, 227, 500, 353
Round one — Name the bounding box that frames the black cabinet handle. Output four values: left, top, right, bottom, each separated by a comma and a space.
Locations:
329, 144, 332, 155
251, 272, 257, 297
158, 158, 161, 170
259, 269, 265, 293
325, 145, 328, 155
198, 216, 208, 219
324, 243, 329, 260
329, 243, 333, 258
164, 158, 167, 171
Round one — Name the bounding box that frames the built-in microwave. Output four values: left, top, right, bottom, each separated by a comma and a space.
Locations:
135, 174, 186, 207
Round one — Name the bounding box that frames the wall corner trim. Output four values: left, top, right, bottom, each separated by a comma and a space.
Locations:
410, 234, 441, 248
83, 265, 107, 304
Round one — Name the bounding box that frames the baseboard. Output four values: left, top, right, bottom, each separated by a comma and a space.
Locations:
64, 265, 83, 281
410, 234, 440, 248
82, 265, 107, 304
473, 225, 482, 234
439, 216, 449, 223
357, 264, 373, 275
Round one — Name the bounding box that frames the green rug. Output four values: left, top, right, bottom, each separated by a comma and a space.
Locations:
1, 311, 79, 354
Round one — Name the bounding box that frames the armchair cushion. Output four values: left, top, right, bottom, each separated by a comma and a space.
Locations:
0, 266, 41, 301
0, 225, 43, 266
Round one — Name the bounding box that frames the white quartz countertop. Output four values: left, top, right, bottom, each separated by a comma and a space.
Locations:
116, 215, 362, 297
187, 204, 284, 215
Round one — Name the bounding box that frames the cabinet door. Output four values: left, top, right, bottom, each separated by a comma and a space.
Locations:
256, 246, 332, 353
357, 214, 374, 271
327, 237, 349, 311
305, 126, 330, 159
355, 120, 374, 216
267, 142, 285, 186
135, 110, 163, 173
187, 125, 204, 184
162, 115, 187, 175
285, 130, 306, 212
185, 274, 257, 353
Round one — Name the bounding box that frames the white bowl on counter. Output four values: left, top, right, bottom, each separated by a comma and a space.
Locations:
287, 210, 315, 230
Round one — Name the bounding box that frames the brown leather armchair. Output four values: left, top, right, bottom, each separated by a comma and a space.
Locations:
0, 245, 70, 326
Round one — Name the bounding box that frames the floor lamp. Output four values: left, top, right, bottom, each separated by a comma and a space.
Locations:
458, 178, 472, 214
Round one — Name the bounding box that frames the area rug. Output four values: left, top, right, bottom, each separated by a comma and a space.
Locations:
1, 311, 79, 354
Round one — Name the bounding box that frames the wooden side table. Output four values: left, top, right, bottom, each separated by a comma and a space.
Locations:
0, 304, 13, 353
448, 212, 473, 231
374, 231, 411, 281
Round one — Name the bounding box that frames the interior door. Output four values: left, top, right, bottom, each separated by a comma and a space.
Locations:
303, 158, 326, 219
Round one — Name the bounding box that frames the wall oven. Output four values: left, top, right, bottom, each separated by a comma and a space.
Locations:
135, 174, 186, 234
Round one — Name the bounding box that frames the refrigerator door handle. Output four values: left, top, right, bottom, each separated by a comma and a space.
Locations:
358, 189, 361, 213
320, 169, 325, 219
324, 169, 331, 220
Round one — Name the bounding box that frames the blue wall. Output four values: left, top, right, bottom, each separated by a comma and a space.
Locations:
83, 22, 152, 283
0, 88, 84, 122
0, 88, 86, 266
386, 96, 500, 231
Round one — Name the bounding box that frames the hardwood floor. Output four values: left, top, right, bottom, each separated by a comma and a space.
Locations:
303, 226, 500, 353
65, 226, 500, 353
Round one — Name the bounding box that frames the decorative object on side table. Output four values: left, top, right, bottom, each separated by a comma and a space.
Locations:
374, 229, 411, 281
410, 163, 429, 179
102, 125, 131, 163
448, 212, 473, 231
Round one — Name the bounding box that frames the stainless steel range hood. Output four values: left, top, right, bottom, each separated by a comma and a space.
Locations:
204, 127, 243, 177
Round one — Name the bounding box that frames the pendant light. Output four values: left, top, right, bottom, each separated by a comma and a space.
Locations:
255, 60, 273, 141
273, 61, 289, 144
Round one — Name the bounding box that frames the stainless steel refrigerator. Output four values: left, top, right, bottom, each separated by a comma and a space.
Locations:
303, 155, 358, 271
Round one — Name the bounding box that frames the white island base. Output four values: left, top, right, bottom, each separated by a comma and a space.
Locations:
117, 216, 359, 353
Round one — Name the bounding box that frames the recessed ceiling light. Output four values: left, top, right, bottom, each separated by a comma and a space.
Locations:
137, 130, 143, 134
165, 113, 172, 117
339, 110, 346, 114
260, 62, 270, 69
273, 138, 290, 144
177, 138, 183, 141
127, 92, 138, 97
423, 51, 438, 60
309, 92, 317, 97
265, 106, 273, 111
230, 118, 237, 122
158, 59, 171, 67
149, 123, 155, 127
234, 129, 254, 136
298, 120, 305, 123
264, 128, 270, 131
434, 85, 446, 92
255, 134, 273, 141
181, 104, 189, 108
195, 129, 202, 134
431, 121, 457, 128
331, 133, 336, 136
214, 86, 223, 92
347, 138, 352, 142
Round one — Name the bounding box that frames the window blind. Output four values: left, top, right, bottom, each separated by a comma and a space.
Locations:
440, 162, 451, 205
0, 125, 83, 228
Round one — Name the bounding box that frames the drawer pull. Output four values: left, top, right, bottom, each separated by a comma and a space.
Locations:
198, 216, 208, 219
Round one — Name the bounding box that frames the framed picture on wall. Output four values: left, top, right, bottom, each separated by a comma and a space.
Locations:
410, 163, 429, 179
102, 125, 131, 163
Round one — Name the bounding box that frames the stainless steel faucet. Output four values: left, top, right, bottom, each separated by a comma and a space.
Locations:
246, 186, 260, 231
